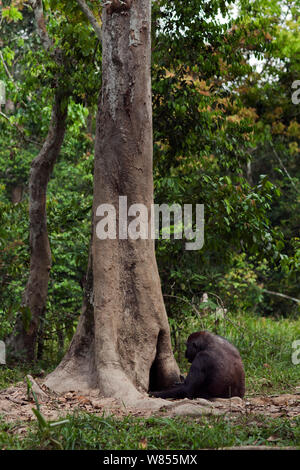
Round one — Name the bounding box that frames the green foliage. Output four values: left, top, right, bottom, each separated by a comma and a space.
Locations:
218, 254, 264, 312
151, 0, 300, 319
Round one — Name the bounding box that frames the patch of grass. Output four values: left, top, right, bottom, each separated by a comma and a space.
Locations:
0, 366, 29, 390
0, 361, 53, 390
0, 418, 23, 450
230, 314, 300, 395
0, 412, 299, 450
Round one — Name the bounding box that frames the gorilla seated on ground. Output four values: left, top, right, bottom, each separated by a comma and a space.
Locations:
151, 331, 245, 400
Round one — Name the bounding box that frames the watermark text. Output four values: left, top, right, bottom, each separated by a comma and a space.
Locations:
292, 340, 300, 365
96, 197, 205, 251
0, 81, 6, 105
292, 80, 300, 105
0, 341, 6, 365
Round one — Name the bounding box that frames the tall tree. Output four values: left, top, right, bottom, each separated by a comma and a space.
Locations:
45, 0, 180, 403
7, 0, 69, 360
9, 90, 69, 361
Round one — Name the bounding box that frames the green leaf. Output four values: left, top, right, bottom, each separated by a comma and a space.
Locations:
32, 408, 48, 431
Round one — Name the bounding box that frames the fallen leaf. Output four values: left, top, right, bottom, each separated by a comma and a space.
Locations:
139, 438, 147, 450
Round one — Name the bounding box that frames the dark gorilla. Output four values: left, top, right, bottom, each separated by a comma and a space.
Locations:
151, 331, 245, 400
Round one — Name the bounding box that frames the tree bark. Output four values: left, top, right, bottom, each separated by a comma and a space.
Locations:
8, 91, 69, 361
45, 0, 180, 403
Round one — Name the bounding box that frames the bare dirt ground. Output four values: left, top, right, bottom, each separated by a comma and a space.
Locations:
0, 376, 299, 426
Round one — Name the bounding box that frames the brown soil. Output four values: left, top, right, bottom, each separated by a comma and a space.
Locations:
0, 378, 299, 425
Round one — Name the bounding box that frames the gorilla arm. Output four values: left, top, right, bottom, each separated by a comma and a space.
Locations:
151, 352, 212, 399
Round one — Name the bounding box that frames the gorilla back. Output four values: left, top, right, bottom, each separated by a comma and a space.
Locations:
151, 331, 245, 400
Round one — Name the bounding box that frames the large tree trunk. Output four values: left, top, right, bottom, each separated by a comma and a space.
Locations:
8, 91, 68, 361
45, 0, 180, 403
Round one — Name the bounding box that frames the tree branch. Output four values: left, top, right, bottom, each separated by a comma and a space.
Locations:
27, 0, 64, 65
263, 289, 300, 305
163, 294, 201, 317
28, 0, 53, 52
0, 110, 42, 147
270, 142, 299, 194
0, 51, 14, 83
75, 0, 102, 42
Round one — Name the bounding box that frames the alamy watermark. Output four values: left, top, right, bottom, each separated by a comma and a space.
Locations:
0, 80, 6, 106
292, 340, 300, 365
0, 341, 6, 365
96, 197, 204, 251
292, 80, 300, 105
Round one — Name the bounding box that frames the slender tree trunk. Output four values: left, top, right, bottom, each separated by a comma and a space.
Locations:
57, 328, 65, 357
11, 185, 23, 204
37, 320, 45, 360
246, 161, 253, 185
45, 1, 180, 404
8, 91, 69, 361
